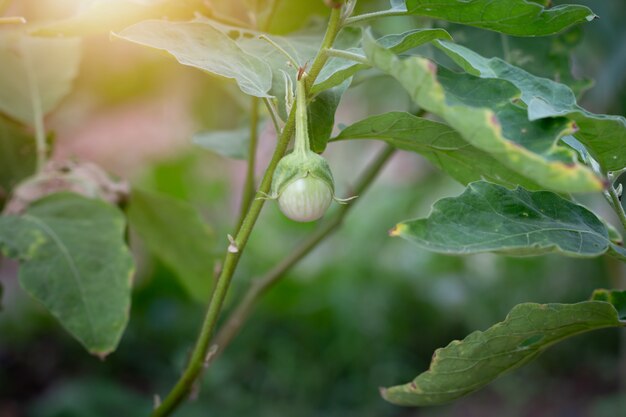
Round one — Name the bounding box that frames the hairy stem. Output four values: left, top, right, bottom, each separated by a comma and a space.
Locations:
606, 183, 626, 231
235, 97, 260, 232
151, 7, 344, 417
294, 76, 310, 155
209, 144, 396, 361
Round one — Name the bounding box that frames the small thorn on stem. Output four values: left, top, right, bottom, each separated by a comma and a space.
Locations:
153, 394, 162, 409
227, 234, 239, 253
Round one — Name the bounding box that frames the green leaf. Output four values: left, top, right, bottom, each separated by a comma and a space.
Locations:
391, 181, 610, 257
382, 299, 624, 406
115, 17, 360, 111
193, 126, 252, 160
312, 28, 452, 94
0, 33, 81, 125
308, 79, 350, 154
114, 19, 273, 98
435, 40, 626, 172
0, 193, 134, 357
399, 0, 596, 36
362, 32, 603, 193
126, 189, 214, 301
0, 117, 36, 207
333, 112, 542, 189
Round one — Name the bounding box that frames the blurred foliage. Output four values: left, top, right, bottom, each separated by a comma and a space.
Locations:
0, 0, 625, 416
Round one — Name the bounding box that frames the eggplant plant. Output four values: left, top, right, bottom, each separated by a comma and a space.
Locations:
0, 0, 625, 415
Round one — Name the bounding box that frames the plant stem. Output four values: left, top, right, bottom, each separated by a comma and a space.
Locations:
294, 76, 310, 155
262, 97, 282, 133
21, 38, 46, 171
344, 9, 407, 26
209, 144, 396, 362
305, 7, 344, 90
151, 7, 344, 417
606, 183, 626, 231
324, 48, 369, 65
235, 97, 260, 232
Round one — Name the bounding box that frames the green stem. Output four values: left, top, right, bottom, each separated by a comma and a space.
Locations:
500, 33, 511, 63
21, 38, 46, 171
294, 76, 310, 155
343, 9, 407, 26
235, 97, 260, 232
324, 48, 369, 65
209, 144, 396, 362
262, 97, 282, 134
606, 184, 626, 231
305, 7, 344, 89
151, 7, 344, 417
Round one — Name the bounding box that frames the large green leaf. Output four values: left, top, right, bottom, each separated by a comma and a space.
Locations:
0, 117, 36, 207
387, 0, 596, 36
362, 32, 603, 193
435, 40, 626, 172
0, 33, 81, 126
114, 19, 274, 98
391, 181, 612, 257
127, 189, 214, 301
333, 112, 541, 189
114, 17, 360, 123
0, 193, 134, 356
382, 297, 625, 406
312, 28, 452, 94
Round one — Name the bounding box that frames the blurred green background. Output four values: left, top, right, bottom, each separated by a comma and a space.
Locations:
1, 1, 626, 416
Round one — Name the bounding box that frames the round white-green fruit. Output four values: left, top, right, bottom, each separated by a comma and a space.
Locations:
277, 176, 333, 222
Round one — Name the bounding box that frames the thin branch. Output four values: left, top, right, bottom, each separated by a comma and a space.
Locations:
605, 184, 626, 231
151, 7, 345, 417
234, 97, 260, 232
262, 97, 282, 133
305, 6, 344, 89
21, 38, 46, 171
209, 144, 396, 362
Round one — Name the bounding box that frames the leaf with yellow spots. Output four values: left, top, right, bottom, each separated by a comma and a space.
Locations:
333, 112, 544, 190
391, 181, 616, 257
435, 40, 626, 172
362, 31, 603, 193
